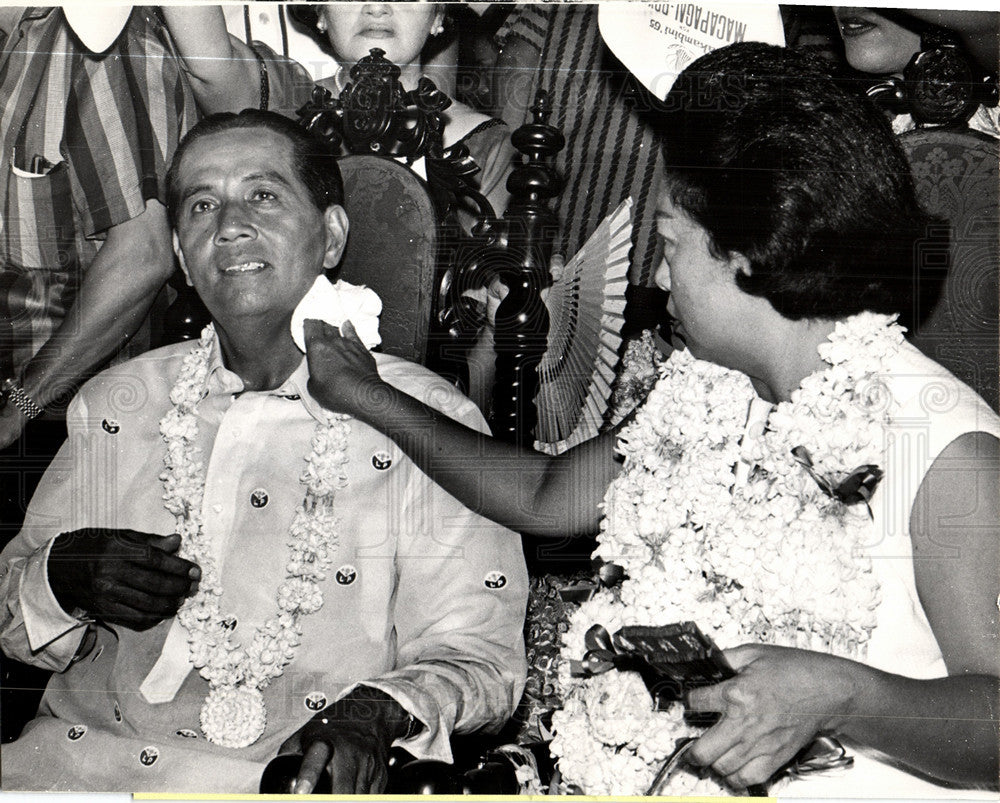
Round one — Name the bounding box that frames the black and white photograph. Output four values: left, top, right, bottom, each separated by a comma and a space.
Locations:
0, 1, 997, 798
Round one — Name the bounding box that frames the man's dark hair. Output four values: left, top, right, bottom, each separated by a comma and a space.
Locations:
659, 42, 942, 322
166, 109, 343, 227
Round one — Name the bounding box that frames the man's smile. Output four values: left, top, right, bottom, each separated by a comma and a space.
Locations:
219, 260, 268, 274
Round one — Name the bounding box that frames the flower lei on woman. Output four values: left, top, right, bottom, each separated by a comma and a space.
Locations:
550, 312, 903, 795
159, 324, 351, 749
607, 329, 666, 426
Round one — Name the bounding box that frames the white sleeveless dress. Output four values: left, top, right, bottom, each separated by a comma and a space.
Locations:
780, 341, 999, 797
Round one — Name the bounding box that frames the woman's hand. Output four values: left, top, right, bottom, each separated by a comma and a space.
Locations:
304, 319, 384, 417
685, 644, 858, 789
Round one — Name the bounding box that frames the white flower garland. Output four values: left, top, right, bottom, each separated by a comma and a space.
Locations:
551, 312, 903, 795
608, 330, 665, 426
159, 324, 351, 748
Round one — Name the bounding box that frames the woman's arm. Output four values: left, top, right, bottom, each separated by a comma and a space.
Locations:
686, 431, 1000, 790
303, 319, 623, 537
160, 6, 260, 114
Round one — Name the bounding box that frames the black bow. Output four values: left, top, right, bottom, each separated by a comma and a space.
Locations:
791, 446, 883, 518
568, 624, 630, 677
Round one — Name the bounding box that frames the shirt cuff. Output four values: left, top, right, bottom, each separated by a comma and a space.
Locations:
335, 680, 453, 764
20, 539, 90, 665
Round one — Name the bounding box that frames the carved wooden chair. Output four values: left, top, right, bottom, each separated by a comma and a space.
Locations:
901, 128, 999, 411
264, 53, 562, 457
865, 41, 999, 410
336, 155, 438, 365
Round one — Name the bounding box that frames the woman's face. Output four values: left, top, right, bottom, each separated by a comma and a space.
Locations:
654, 192, 751, 370
833, 7, 922, 75
320, 3, 443, 69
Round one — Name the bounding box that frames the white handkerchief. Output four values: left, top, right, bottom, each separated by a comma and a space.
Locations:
139, 621, 193, 704
290, 276, 382, 352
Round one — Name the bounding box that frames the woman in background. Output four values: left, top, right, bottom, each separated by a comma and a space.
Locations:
833, 7, 999, 136
162, 3, 512, 220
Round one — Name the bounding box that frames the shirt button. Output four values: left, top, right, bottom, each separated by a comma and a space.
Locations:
67, 724, 87, 741
258, 12, 270, 24
250, 489, 269, 508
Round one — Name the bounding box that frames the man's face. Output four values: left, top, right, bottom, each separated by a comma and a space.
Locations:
172, 127, 346, 329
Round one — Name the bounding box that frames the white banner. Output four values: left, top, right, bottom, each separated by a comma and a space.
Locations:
598, 3, 786, 100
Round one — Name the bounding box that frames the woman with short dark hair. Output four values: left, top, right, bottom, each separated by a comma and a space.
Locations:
660, 42, 934, 325
305, 41, 998, 796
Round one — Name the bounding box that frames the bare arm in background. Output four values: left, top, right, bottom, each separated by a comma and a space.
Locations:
160, 5, 260, 114
0, 202, 175, 448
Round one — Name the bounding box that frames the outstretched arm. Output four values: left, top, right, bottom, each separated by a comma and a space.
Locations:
304, 319, 623, 538
159, 6, 260, 114
687, 431, 1000, 790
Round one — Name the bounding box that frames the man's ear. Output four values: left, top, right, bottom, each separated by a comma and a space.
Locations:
172, 231, 194, 287
322, 204, 350, 270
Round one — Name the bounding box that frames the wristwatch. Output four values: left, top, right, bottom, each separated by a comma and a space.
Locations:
1, 377, 43, 420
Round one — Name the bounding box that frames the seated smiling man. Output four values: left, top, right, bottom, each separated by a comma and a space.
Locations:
0, 109, 528, 794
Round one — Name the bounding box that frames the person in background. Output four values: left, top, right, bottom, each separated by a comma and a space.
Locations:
492, 3, 668, 337
0, 7, 195, 452
221, 3, 460, 95
163, 3, 511, 221
833, 7, 999, 136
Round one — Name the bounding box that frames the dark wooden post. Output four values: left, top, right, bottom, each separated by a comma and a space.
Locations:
489, 92, 564, 445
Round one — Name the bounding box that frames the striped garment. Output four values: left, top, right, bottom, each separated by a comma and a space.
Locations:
0, 7, 195, 381
497, 4, 665, 288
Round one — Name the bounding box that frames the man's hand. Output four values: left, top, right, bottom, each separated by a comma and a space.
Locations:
47, 529, 201, 630
304, 319, 385, 417
684, 644, 858, 790
278, 686, 416, 794
0, 403, 28, 450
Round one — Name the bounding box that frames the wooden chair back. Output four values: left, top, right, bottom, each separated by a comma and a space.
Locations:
902, 127, 999, 410
336, 155, 438, 365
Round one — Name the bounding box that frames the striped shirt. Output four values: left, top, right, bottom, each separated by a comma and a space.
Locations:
497, 4, 665, 287
0, 7, 195, 381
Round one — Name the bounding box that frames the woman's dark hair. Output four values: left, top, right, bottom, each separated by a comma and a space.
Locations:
660, 42, 942, 322
166, 109, 343, 227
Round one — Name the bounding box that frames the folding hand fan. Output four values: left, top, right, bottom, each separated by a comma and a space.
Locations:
534, 198, 633, 455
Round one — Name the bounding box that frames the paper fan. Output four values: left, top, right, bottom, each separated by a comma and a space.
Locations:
534, 197, 633, 455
